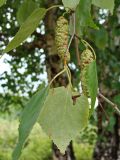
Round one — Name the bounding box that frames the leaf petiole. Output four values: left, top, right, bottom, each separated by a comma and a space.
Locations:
49, 65, 73, 89
49, 68, 66, 86
65, 65, 73, 90
47, 5, 63, 12
81, 39, 96, 59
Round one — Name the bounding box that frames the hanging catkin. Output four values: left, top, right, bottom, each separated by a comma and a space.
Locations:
81, 49, 94, 96
55, 16, 70, 62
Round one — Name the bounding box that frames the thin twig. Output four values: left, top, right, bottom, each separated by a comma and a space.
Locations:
74, 34, 81, 41
65, 13, 76, 55
68, 33, 81, 41
99, 102, 109, 121
98, 92, 120, 116
75, 36, 81, 68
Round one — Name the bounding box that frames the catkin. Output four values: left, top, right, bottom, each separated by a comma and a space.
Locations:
55, 16, 70, 62
81, 49, 94, 96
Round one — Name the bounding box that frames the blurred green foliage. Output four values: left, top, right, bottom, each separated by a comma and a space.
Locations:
0, 119, 52, 160
77, 124, 97, 145
0, 118, 96, 160
74, 143, 93, 160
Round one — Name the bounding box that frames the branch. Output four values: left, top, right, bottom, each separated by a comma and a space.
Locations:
74, 34, 81, 41
24, 40, 46, 50
69, 17, 81, 68
66, 13, 76, 55
71, 33, 120, 116
71, 34, 120, 116
99, 102, 109, 121
74, 36, 81, 68
74, 34, 120, 116
98, 92, 120, 116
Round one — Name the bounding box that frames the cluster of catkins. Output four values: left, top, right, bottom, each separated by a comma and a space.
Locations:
55, 16, 94, 96
80, 49, 94, 96
55, 16, 70, 62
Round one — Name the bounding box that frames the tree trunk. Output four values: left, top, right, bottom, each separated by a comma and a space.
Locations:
93, 102, 120, 160
52, 142, 75, 160
44, 0, 76, 159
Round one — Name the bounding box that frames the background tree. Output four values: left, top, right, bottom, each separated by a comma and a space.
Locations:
93, 1, 120, 159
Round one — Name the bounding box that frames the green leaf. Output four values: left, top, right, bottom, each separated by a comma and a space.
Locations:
4, 8, 46, 53
107, 116, 116, 132
89, 28, 108, 49
38, 87, 89, 153
0, 0, 6, 7
62, 0, 80, 10
17, 0, 39, 25
12, 87, 49, 160
76, 0, 98, 35
86, 61, 98, 115
92, 0, 115, 14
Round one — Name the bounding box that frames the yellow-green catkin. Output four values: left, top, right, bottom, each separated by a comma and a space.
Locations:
81, 49, 94, 96
55, 16, 70, 62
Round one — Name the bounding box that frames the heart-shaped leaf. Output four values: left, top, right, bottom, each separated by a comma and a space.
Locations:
38, 87, 89, 153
